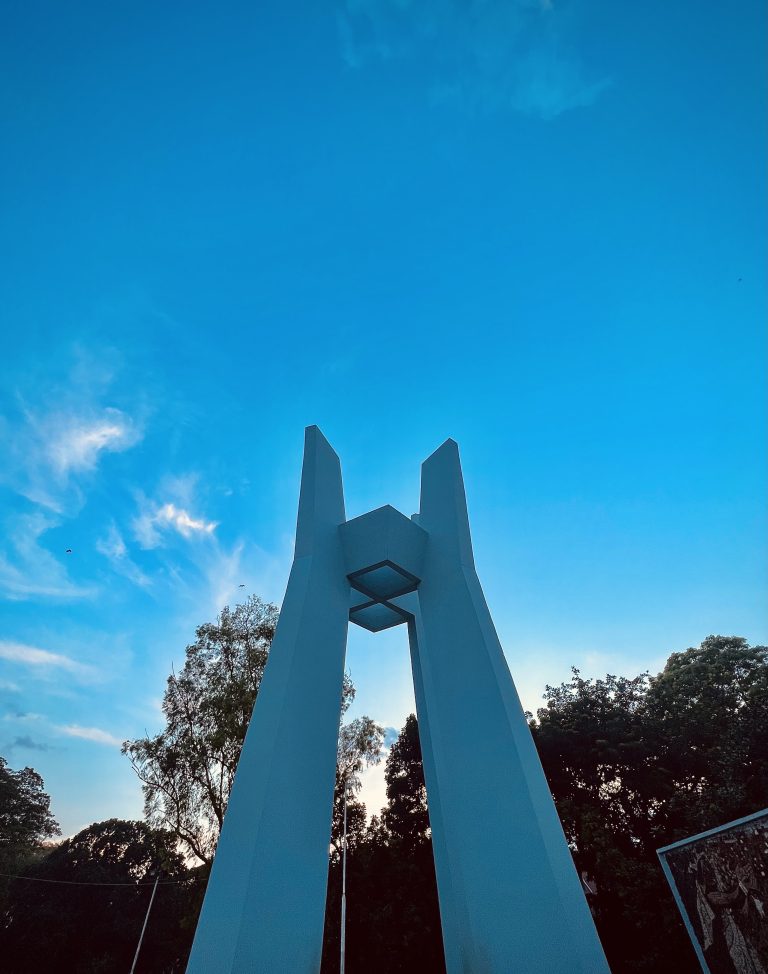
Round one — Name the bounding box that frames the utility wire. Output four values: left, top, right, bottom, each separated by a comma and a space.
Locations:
0, 871, 206, 887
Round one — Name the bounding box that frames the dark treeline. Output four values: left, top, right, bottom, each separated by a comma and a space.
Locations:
0, 818, 205, 972
1, 599, 765, 973
320, 635, 768, 974
321, 714, 446, 974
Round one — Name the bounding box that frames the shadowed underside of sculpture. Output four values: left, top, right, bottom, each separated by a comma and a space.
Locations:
186, 427, 610, 974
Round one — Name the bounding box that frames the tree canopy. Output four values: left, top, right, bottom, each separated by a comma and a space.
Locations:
1, 818, 196, 974
0, 755, 60, 911
644, 634, 768, 834
380, 713, 431, 848
4, 618, 764, 974
322, 636, 768, 974
530, 635, 768, 973
330, 715, 386, 860
123, 596, 279, 864
322, 713, 445, 974
124, 595, 380, 865
0, 755, 59, 856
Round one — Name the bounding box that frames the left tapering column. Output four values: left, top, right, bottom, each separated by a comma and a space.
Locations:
187, 427, 350, 974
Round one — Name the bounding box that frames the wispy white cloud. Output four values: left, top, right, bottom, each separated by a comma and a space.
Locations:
337, 0, 611, 120
96, 522, 151, 587
96, 522, 129, 560
3, 406, 143, 514
156, 503, 218, 538
132, 495, 218, 548
201, 531, 294, 620
1, 344, 147, 517
161, 529, 291, 637
0, 639, 99, 681
44, 408, 141, 477
205, 540, 246, 619
0, 359, 146, 603
0, 512, 96, 601
56, 724, 123, 747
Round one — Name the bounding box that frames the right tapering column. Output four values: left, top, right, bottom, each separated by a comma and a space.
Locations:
406, 439, 610, 974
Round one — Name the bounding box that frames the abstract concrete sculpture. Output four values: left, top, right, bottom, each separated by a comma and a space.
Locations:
187, 427, 610, 974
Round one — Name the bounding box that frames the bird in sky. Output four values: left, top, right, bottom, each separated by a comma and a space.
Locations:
65, 548, 72, 554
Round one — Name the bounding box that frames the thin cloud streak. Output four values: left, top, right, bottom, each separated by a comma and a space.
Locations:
0, 640, 99, 681
156, 503, 218, 538
0, 512, 96, 601
3, 404, 143, 514
203, 533, 294, 619
44, 408, 141, 477
204, 540, 246, 620
96, 522, 151, 588
337, 0, 611, 120
56, 724, 123, 747
133, 501, 218, 547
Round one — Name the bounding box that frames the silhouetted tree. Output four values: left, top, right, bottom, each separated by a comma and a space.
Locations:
0, 756, 60, 866
645, 635, 768, 834
330, 716, 385, 859
322, 714, 446, 974
0, 756, 59, 913
124, 596, 379, 867
380, 714, 431, 847
1, 818, 194, 973
531, 635, 768, 974
123, 596, 279, 864
8, 630, 761, 974
322, 637, 768, 974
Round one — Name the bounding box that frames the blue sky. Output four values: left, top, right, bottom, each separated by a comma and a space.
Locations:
1, 0, 765, 837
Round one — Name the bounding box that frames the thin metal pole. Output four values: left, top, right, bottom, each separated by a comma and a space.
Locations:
129, 871, 160, 974
340, 782, 348, 974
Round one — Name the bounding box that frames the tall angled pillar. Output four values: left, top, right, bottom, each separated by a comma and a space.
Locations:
188, 428, 609, 973
405, 439, 610, 974
187, 427, 350, 973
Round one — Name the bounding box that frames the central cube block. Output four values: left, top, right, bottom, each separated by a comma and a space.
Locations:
340, 506, 427, 631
